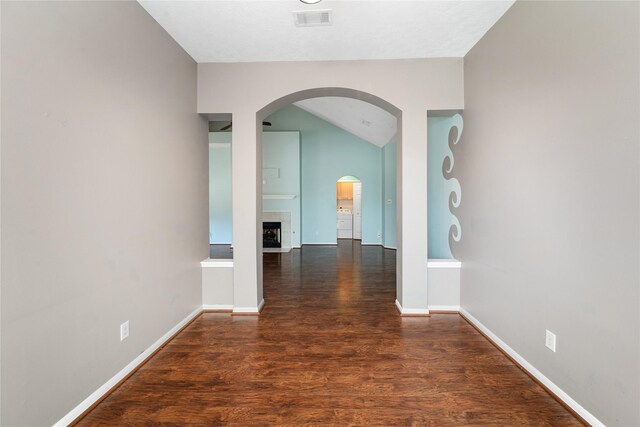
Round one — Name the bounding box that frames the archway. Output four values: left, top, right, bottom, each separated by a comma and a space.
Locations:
336, 175, 362, 240
254, 88, 406, 311
229, 86, 429, 316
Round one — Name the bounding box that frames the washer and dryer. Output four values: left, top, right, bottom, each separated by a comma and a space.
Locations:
336, 209, 353, 239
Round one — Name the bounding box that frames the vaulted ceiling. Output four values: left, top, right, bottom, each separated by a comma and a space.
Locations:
294, 97, 397, 147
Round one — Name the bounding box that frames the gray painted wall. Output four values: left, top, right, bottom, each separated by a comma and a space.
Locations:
383, 140, 397, 249
0, 1, 208, 425
457, 2, 639, 425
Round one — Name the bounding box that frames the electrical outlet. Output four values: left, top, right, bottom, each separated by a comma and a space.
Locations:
120, 321, 130, 341
545, 329, 556, 352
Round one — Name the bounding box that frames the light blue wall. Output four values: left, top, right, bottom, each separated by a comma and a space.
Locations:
209, 132, 301, 247
262, 132, 302, 247
209, 133, 232, 244
382, 140, 397, 248
268, 105, 383, 245
381, 116, 462, 257
209, 109, 462, 255
427, 114, 463, 259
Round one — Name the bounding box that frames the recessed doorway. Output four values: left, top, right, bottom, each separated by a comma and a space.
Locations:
336, 175, 362, 240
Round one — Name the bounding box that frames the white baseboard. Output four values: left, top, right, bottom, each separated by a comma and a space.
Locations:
232, 298, 265, 314
301, 242, 338, 246
459, 308, 603, 427
383, 245, 397, 250
53, 306, 203, 427
262, 247, 292, 253
203, 304, 233, 311
395, 299, 429, 316
428, 305, 460, 312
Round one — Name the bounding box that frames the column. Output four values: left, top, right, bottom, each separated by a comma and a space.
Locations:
231, 111, 264, 313
396, 109, 429, 315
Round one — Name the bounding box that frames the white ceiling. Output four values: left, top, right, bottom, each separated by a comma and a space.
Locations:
294, 97, 397, 147
138, 0, 515, 63
141, 1, 513, 146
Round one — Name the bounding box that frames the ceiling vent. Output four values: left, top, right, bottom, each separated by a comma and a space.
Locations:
293, 9, 332, 27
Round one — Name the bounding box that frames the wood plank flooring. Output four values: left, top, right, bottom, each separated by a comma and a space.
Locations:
78, 240, 581, 426
210, 244, 233, 259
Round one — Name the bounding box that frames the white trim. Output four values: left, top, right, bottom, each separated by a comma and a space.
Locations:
262, 247, 292, 253
383, 245, 397, 250
395, 299, 430, 315
203, 304, 234, 311
208, 142, 231, 148
427, 259, 461, 269
232, 299, 265, 314
200, 259, 233, 268
301, 242, 338, 246
428, 305, 460, 312
53, 306, 202, 427
459, 308, 604, 427
360, 242, 383, 246
263, 194, 296, 200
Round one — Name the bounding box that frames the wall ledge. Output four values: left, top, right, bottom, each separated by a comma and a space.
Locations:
201, 259, 233, 267
202, 258, 461, 269
200, 260, 462, 268
427, 259, 461, 268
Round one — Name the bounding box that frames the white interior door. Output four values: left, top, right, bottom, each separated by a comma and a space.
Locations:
353, 182, 362, 240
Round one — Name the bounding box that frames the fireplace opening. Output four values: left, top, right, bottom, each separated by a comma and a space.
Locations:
263, 222, 282, 248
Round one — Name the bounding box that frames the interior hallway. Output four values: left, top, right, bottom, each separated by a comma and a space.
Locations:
78, 241, 581, 425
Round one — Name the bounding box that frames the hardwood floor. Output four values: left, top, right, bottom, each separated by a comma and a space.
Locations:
78, 240, 582, 425
210, 244, 233, 259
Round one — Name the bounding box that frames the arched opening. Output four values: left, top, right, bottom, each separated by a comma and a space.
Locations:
257, 87, 402, 122
255, 88, 404, 310
336, 175, 362, 240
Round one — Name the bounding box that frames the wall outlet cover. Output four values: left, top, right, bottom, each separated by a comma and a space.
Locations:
545, 329, 556, 352
120, 321, 130, 341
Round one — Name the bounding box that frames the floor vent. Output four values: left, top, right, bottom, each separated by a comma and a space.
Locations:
293, 9, 332, 27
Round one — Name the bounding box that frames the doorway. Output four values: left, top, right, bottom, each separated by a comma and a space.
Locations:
336, 176, 362, 240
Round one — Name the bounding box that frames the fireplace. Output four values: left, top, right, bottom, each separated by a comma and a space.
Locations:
263, 222, 282, 248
